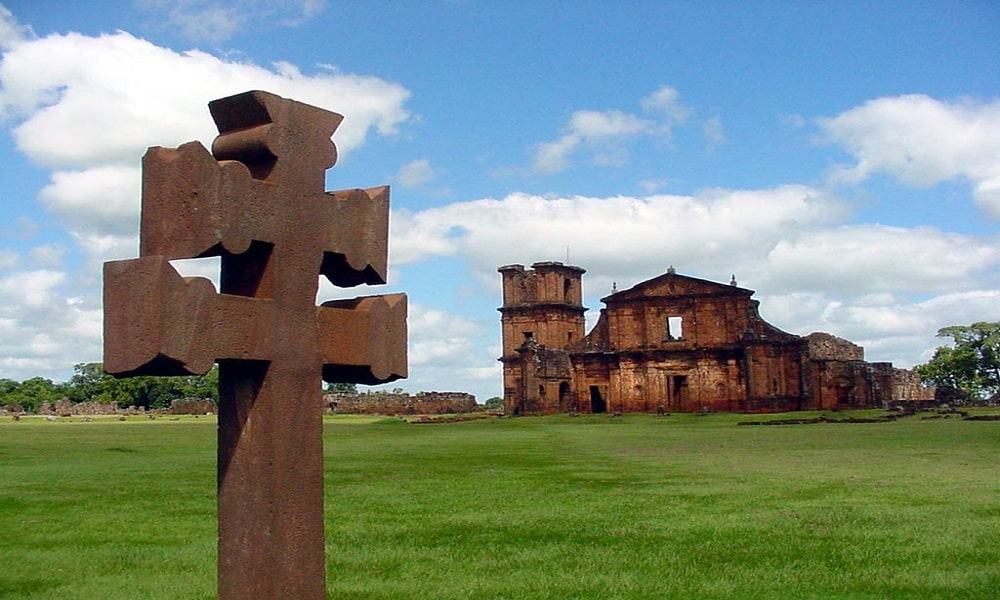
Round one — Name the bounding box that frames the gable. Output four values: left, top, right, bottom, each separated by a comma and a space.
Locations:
603, 271, 752, 303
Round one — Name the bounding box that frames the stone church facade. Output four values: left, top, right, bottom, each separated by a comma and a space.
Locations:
498, 262, 932, 415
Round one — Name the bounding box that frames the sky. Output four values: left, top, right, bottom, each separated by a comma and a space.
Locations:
0, 1, 998, 403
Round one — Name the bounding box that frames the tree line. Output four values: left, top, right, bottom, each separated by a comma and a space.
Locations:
0, 362, 367, 414
0, 363, 220, 413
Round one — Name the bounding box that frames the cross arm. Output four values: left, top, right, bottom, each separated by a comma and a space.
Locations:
104, 256, 275, 377
320, 186, 391, 287
318, 293, 407, 385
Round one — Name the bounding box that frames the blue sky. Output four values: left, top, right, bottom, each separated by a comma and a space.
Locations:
1, 1, 998, 402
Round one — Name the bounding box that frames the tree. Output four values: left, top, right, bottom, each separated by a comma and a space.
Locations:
484, 397, 504, 410
67, 362, 107, 403
324, 381, 357, 394
916, 321, 1000, 401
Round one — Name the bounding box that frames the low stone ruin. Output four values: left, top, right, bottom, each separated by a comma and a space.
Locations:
34, 397, 214, 416
39, 399, 142, 416
325, 391, 478, 415
169, 397, 217, 415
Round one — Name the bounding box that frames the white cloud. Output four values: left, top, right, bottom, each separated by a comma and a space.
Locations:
71, 232, 139, 270
361, 302, 497, 398
818, 94, 1000, 218
0, 31, 410, 169
639, 178, 671, 193
640, 85, 690, 126
167, 3, 243, 42
392, 185, 846, 284
0, 28, 411, 270
0, 264, 102, 379
39, 166, 141, 235
408, 305, 484, 367
702, 115, 726, 146
531, 136, 578, 174
763, 224, 999, 295
1, 216, 38, 241
532, 109, 651, 173
0, 269, 65, 310
0, 4, 32, 51
28, 245, 64, 268
530, 85, 692, 173
0, 269, 102, 380
0, 249, 17, 269
137, 0, 328, 42
395, 158, 437, 187
760, 289, 1000, 368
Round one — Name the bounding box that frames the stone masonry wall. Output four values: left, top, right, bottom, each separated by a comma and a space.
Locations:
891, 368, 936, 402
806, 332, 864, 361
326, 391, 479, 415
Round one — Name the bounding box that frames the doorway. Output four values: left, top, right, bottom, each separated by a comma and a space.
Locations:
666, 374, 688, 410
589, 386, 606, 413
559, 381, 573, 412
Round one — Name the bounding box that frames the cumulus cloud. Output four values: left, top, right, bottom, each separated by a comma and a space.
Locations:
763, 224, 999, 294
0, 264, 103, 378
408, 304, 487, 366
530, 85, 691, 173
761, 289, 1000, 368
392, 185, 847, 284
0, 268, 65, 310
818, 94, 1000, 218
38, 166, 141, 235
0, 31, 410, 167
0, 28, 411, 267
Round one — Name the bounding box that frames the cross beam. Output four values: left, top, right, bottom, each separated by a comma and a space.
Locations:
103, 91, 407, 599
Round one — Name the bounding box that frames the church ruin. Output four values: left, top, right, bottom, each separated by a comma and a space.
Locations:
499, 262, 932, 415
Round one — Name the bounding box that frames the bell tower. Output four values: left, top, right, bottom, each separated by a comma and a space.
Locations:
498, 261, 586, 414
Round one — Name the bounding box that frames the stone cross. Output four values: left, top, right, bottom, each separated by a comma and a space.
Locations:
103, 90, 407, 599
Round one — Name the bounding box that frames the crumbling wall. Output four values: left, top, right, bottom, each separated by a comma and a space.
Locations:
806, 332, 864, 361
170, 397, 217, 414
891, 368, 936, 402
40, 399, 126, 416
326, 391, 478, 415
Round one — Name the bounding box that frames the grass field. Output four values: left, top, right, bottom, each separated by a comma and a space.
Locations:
0, 412, 997, 599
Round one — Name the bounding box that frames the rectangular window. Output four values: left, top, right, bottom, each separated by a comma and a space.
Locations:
666, 316, 683, 340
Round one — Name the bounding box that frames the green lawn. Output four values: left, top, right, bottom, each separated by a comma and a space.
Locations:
1, 412, 997, 599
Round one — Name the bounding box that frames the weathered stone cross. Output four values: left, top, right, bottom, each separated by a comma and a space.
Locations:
103, 90, 407, 599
